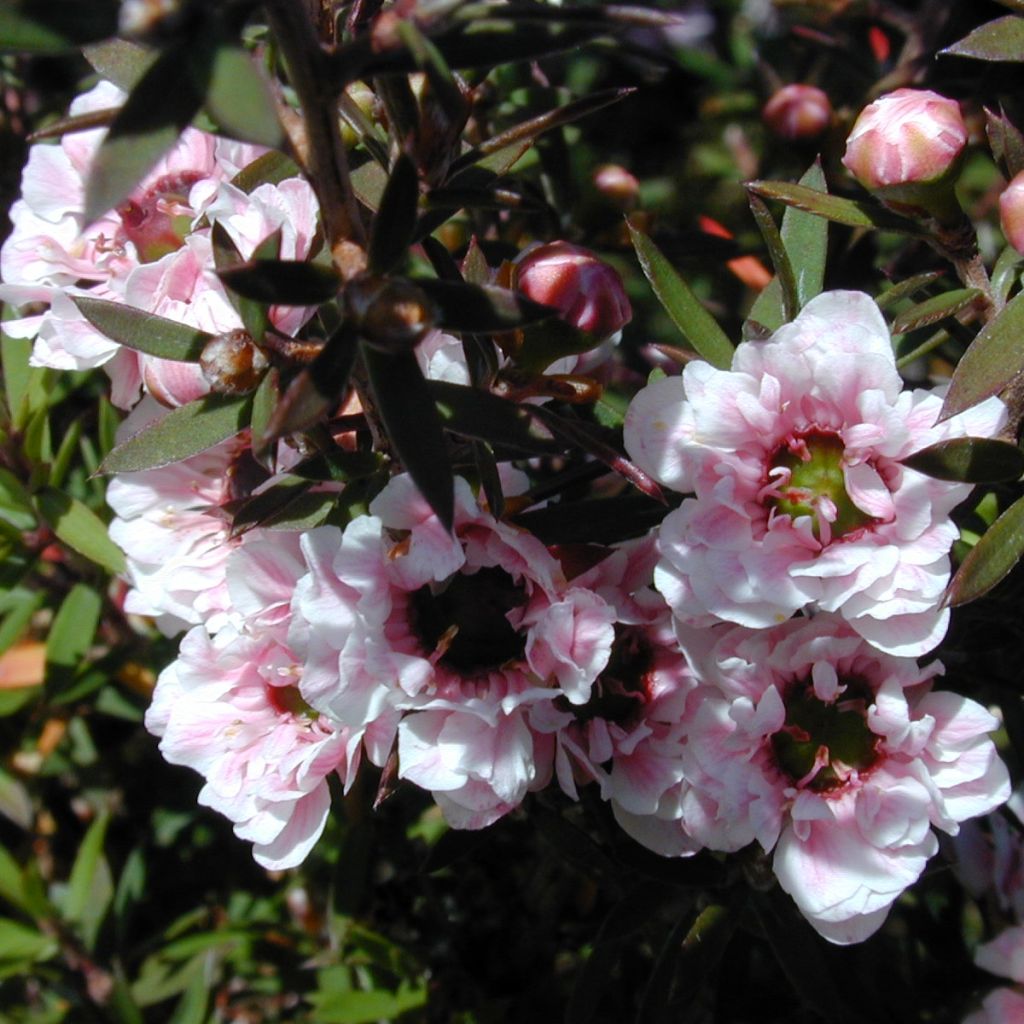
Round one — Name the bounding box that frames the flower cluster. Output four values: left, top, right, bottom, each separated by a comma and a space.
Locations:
2, 78, 1011, 948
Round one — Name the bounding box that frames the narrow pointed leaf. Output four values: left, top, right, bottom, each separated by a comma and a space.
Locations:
875, 271, 945, 310
748, 160, 828, 331
427, 381, 561, 454
628, 220, 733, 369
84, 41, 213, 224
249, 367, 280, 460
986, 106, 1024, 178
941, 288, 1024, 420
903, 437, 1024, 482
82, 38, 156, 90
892, 288, 982, 334
416, 279, 553, 332
351, 160, 389, 212
748, 193, 798, 323
73, 296, 211, 361
231, 150, 302, 193
204, 45, 283, 148
63, 812, 111, 932
211, 223, 279, 339
34, 490, 126, 573
941, 15, 1024, 61
947, 493, 1024, 605
100, 393, 251, 473
0, 1, 119, 53
218, 259, 341, 306
363, 345, 454, 530
368, 155, 421, 274
746, 180, 924, 235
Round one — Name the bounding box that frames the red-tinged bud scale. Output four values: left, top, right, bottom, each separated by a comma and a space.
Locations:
762, 84, 832, 141
514, 241, 631, 338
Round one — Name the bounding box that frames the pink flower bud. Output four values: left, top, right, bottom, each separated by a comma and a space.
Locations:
593, 164, 640, 209
762, 84, 832, 141
842, 88, 967, 191
1000, 170, 1024, 255
514, 241, 631, 337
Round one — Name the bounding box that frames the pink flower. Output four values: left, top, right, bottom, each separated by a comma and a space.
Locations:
624, 290, 1005, 656
515, 241, 632, 338
763, 84, 832, 141
963, 988, 1024, 1024
842, 88, 967, 191
965, 927, 1024, 1024
290, 474, 617, 828
145, 540, 356, 870
671, 615, 1009, 944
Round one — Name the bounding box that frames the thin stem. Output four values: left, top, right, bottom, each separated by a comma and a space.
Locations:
265, 0, 367, 277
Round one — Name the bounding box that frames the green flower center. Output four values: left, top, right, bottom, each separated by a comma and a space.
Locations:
410, 566, 527, 674
770, 681, 880, 792
766, 431, 874, 541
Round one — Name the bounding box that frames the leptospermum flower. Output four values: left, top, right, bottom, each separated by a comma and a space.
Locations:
964, 926, 1024, 1024
290, 474, 617, 829
623, 291, 1006, 656
672, 615, 1009, 944
146, 540, 358, 870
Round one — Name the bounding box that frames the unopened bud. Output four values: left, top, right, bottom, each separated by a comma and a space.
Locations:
514, 241, 631, 338
1000, 170, 1024, 255
842, 89, 967, 221
593, 164, 640, 210
346, 277, 436, 352
199, 330, 269, 395
763, 84, 832, 141
143, 356, 208, 407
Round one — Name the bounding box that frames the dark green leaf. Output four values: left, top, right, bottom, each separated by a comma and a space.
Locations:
249, 366, 280, 461
0, 917, 57, 963
941, 288, 1024, 420
73, 296, 211, 361
204, 45, 283, 148
746, 180, 924, 235
941, 15, 1024, 61
0, 842, 44, 917
904, 437, 1024, 482
231, 150, 302, 193
0, 1, 118, 53
84, 41, 214, 224
892, 288, 982, 334
986, 106, 1024, 179
100, 393, 251, 473
416, 279, 552, 332
427, 381, 561, 454
875, 271, 945, 310
363, 345, 454, 531
34, 490, 126, 573
45, 583, 102, 675
947, 493, 1024, 605
0, 468, 35, 531
62, 812, 111, 934
368, 155, 420, 274
0, 591, 44, 659
350, 158, 389, 212
628, 220, 733, 369
82, 38, 156, 91
992, 245, 1023, 305
210, 222, 279, 340
748, 193, 798, 323
219, 259, 341, 306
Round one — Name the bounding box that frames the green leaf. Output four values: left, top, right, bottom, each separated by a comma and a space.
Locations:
628, 219, 733, 369
350, 160, 389, 212
84, 40, 214, 224
49, 416, 83, 490
34, 490, 126, 573
0, 917, 57, 963
204, 45, 283, 148
73, 296, 211, 361
428, 381, 562, 455
82, 38, 156, 91
1, 332, 50, 431
231, 150, 302, 193
100, 393, 251, 473
363, 345, 454, 531
947, 493, 1024, 606
218, 259, 341, 306
307, 983, 428, 1024
167, 968, 209, 1024
211, 222, 277, 340
747, 193, 798, 324
0, 591, 44, 659
875, 271, 945, 310
0, 1, 118, 53
941, 288, 1024, 420
45, 583, 102, 675
892, 289, 983, 335
0, 843, 36, 917
748, 160, 828, 331
368, 154, 420, 275
992, 245, 1024, 305
62, 812, 112, 936
903, 437, 1024, 483
746, 180, 924, 235
0, 468, 35, 531
941, 15, 1024, 61
986, 106, 1024, 179
416, 279, 553, 333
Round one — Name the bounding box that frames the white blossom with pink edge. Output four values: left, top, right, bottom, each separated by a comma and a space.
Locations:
289, 474, 617, 829
0, 80, 266, 407
624, 290, 1006, 656
531, 537, 702, 857
964, 926, 1024, 1024
145, 542, 356, 871
667, 614, 1010, 944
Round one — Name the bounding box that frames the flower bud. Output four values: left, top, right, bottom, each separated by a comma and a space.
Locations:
346, 276, 436, 352
199, 330, 269, 396
514, 241, 631, 338
842, 89, 967, 217
593, 164, 640, 210
1000, 170, 1024, 255
762, 84, 832, 141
